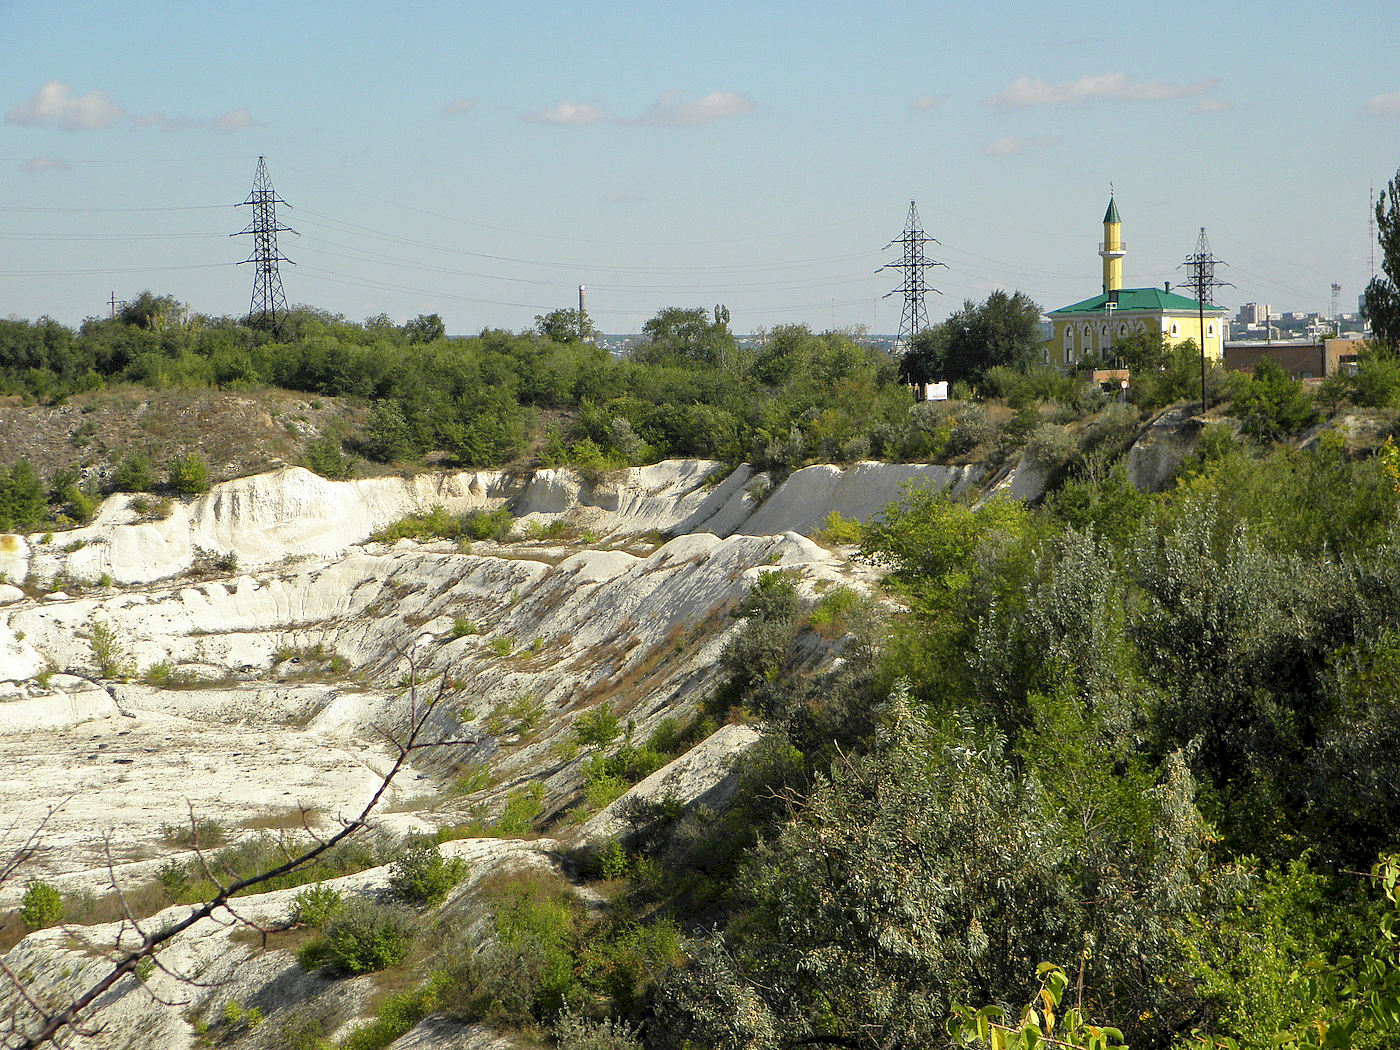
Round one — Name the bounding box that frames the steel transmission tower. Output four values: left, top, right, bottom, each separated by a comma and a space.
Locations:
1179, 227, 1231, 411
878, 200, 945, 356
233, 156, 295, 331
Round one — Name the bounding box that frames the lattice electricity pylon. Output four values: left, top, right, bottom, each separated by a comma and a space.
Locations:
1179, 227, 1232, 409
877, 200, 945, 356
233, 156, 295, 332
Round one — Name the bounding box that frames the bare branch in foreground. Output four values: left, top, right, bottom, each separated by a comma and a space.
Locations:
2, 656, 477, 1050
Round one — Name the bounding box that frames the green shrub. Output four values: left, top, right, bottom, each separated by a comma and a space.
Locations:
341, 979, 446, 1050
387, 845, 467, 907
552, 1009, 643, 1050
814, 510, 863, 545
88, 620, 134, 679
455, 762, 492, 794
290, 883, 343, 928
112, 452, 156, 493
303, 434, 355, 479
20, 881, 64, 929
166, 451, 211, 494
1022, 422, 1081, 486
462, 506, 514, 541
808, 585, 867, 636
156, 860, 191, 900
451, 616, 481, 638
1231, 358, 1318, 441
142, 660, 175, 686
487, 784, 546, 837
1350, 350, 1400, 408
573, 706, 622, 747
307, 899, 415, 974
446, 874, 583, 1026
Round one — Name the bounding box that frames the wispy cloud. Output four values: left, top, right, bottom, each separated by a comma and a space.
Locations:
603, 189, 646, 204
524, 100, 609, 125
634, 90, 754, 127
525, 91, 754, 128
211, 107, 256, 132
7, 80, 123, 130
910, 95, 948, 112
985, 72, 1218, 107
1366, 91, 1400, 117
980, 134, 1060, 156
132, 106, 258, 132
21, 156, 71, 173
444, 97, 477, 116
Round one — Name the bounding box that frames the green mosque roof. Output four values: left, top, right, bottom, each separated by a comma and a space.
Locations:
1048, 287, 1225, 315
1103, 196, 1121, 224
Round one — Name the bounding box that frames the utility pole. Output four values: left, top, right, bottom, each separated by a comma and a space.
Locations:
878, 200, 945, 357
233, 156, 295, 334
1180, 227, 1231, 412
108, 291, 120, 319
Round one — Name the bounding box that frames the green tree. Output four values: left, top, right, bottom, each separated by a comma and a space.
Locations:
901, 291, 1043, 387
1231, 358, 1317, 440
118, 290, 182, 331
20, 881, 64, 930
0, 461, 47, 531
166, 451, 211, 494
402, 313, 446, 343
535, 307, 598, 344
659, 691, 1217, 1050
1364, 167, 1400, 353
112, 452, 156, 493
632, 306, 736, 366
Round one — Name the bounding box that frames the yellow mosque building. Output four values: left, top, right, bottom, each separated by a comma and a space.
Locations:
1046, 196, 1226, 367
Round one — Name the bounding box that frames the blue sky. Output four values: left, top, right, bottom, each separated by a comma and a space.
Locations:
2, 0, 1398, 335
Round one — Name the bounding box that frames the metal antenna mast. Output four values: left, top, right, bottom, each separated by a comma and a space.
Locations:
1371, 183, 1379, 281
878, 200, 945, 356
1179, 227, 1231, 412
233, 156, 295, 332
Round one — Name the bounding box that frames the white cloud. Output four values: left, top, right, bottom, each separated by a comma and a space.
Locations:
635, 90, 755, 127
980, 134, 1060, 156
1192, 98, 1231, 114
444, 97, 477, 116
524, 100, 608, 125
910, 95, 948, 112
211, 107, 256, 132
603, 189, 646, 204
7, 80, 123, 130
985, 72, 1218, 107
1366, 92, 1400, 117
21, 156, 71, 173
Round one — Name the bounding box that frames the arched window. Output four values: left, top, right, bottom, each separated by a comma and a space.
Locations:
1206, 322, 1216, 338
1170, 322, 1180, 337
1063, 325, 1074, 364
1119, 323, 1128, 336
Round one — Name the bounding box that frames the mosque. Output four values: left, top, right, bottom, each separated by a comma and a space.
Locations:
1046, 196, 1227, 368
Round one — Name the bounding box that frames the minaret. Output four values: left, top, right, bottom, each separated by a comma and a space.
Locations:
1099, 195, 1124, 295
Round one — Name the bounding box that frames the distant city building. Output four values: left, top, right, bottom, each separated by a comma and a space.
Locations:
1237, 302, 1271, 325
1046, 195, 1226, 367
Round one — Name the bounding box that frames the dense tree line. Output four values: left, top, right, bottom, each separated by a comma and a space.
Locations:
0, 295, 918, 473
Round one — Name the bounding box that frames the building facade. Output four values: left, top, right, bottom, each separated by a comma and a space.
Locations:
1046, 196, 1227, 368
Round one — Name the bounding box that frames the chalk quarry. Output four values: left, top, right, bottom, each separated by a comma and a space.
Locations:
2, 453, 1026, 1050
